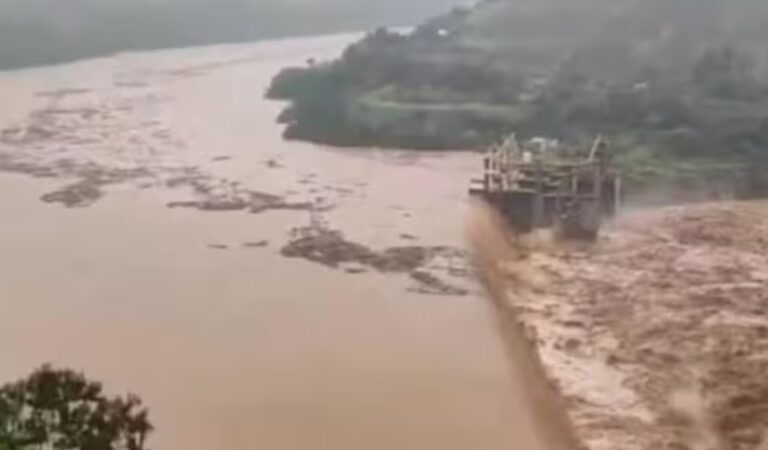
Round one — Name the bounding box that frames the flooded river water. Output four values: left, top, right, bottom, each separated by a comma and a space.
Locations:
0, 34, 517, 450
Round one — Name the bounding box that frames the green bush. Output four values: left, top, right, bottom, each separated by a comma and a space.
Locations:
0, 366, 152, 450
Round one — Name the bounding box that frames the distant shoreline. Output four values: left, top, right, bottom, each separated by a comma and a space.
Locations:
0, 0, 453, 72
0, 29, 369, 73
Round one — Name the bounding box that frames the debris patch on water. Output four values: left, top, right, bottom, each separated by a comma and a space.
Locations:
243, 240, 269, 249
280, 225, 469, 296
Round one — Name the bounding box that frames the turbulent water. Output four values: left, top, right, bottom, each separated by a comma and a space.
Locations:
0, 35, 518, 450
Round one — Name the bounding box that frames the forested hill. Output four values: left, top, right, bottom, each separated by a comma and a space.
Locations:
0, 0, 462, 70
268, 0, 768, 196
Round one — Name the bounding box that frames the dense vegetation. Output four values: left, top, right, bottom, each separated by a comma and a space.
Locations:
0, 0, 460, 70
0, 366, 152, 450
268, 0, 768, 197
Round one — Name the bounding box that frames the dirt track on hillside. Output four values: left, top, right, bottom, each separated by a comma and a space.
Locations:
495, 202, 768, 450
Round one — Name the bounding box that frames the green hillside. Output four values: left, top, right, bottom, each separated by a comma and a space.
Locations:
268, 0, 768, 196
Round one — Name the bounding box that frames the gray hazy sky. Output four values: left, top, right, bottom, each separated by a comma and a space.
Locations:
0, 0, 466, 68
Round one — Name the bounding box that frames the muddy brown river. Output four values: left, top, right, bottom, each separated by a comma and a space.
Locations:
0, 34, 518, 450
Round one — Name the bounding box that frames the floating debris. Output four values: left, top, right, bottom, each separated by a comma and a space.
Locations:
243, 240, 269, 248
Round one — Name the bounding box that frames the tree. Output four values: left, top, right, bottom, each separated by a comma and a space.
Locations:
693, 46, 758, 100
0, 366, 152, 450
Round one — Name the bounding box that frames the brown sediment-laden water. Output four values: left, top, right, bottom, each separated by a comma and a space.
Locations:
0, 35, 520, 450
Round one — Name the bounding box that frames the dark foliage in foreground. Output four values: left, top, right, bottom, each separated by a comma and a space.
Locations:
0, 366, 152, 450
